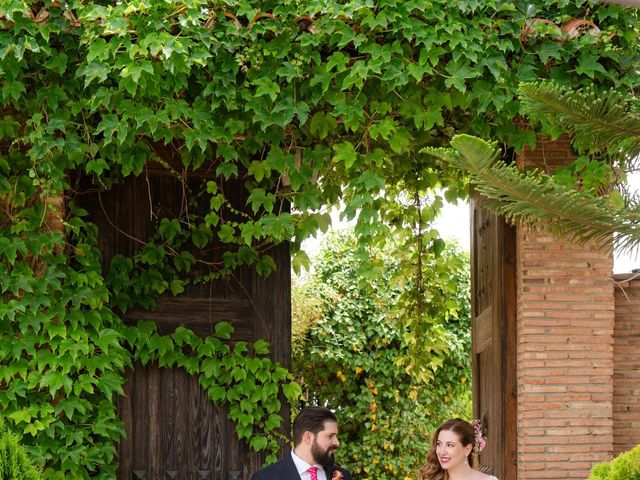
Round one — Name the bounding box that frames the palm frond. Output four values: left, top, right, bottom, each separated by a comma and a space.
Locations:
426, 134, 640, 253
519, 82, 640, 165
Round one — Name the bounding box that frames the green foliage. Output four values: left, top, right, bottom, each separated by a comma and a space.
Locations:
0, 422, 40, 480
292, 231, 471, 480
428, 75, 640, 253
518, 81, 640, 213
0, 0, 637, 256
122, 320, 298, 456
586, 445, 640, 480
1, 0, 638, 476
0, 211, 296, 478
425, 134, 640, 253
519, 82, 640, 162
0, 220, 130, 478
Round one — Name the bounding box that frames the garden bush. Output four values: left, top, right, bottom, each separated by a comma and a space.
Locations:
0, 422, 40, 480
293, 231, 471, 480
586, 445, 640, 480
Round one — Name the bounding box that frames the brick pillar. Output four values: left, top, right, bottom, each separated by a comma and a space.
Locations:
612, 275, 640, 454
516, 137, 615, 479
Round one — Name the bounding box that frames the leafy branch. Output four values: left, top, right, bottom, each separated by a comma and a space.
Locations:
425, 134, 640, 253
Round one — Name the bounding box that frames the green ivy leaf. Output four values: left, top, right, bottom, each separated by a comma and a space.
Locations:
332, 142, 357, 169
576, 54, 608, 79
191, 224, 213, 249
81, 62, 110, 88
247, 189, 276, 214
282, 381, 302, 402
208, 385, 226, 404
215, 322, 234, 340
158, 218, 182, 242
538, 42, 563, 63
44, 52, 69, 74
95, 328, 122, 356
216, 162, 239, 180
250, 435, 269, 451
201, 358, 221, 379
169, 279, 185, 295
310, 113, 337, 140
253, 339, 270, 355
2, 81, 26, 102
218, 223, 236, 244
292, 250, 310, 275
444, 60, 480, 92
253, 78, 280, 101
388, 131, 411, 153
8, 409, 32, 424
256, 255, 277, 277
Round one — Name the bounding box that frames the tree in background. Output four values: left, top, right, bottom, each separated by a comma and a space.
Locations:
292, 231, 471, 480
0, 422, 40, 480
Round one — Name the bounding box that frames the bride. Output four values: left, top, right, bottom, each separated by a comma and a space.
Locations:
419, 418, 498, 480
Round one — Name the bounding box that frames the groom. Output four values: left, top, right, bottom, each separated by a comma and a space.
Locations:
251, 406, 351, 480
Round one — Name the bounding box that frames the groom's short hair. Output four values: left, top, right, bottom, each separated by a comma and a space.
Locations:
292, 406, 337, 446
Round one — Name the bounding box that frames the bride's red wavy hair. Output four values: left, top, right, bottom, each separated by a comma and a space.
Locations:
419, 418, 476, 480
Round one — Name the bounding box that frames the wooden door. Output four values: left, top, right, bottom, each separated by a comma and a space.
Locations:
73, 160, 290, 480
470, 191, 517, 480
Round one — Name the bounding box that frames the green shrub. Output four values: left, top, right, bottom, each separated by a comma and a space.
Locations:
293, 231, 471, 480
0, 422, 40, 480
586, 445, 640, 480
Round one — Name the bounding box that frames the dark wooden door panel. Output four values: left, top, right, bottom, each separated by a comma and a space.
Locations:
471, 191, 517, 480
124, 298, 253, 337
118, 365, 261, 480
74, 162, 290, 480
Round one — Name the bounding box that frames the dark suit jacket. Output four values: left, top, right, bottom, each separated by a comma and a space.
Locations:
250, 453, 351, 480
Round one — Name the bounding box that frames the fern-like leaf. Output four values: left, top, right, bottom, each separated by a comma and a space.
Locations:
519, 82, 640, 166
426, 134, 640, 253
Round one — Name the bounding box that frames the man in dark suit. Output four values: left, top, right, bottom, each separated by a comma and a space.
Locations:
251, 406, 351, 480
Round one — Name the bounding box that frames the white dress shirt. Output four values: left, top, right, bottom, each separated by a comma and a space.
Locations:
291, 450, 328, 480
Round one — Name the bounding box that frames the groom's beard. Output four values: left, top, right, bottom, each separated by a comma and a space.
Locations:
311, 438, 336, 472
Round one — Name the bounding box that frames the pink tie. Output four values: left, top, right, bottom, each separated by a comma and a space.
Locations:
308, 466, 318, 480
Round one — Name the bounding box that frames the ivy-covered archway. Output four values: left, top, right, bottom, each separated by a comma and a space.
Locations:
0, 0, 638, 477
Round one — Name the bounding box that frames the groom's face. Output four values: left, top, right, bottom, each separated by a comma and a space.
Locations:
311, 420, 340, 469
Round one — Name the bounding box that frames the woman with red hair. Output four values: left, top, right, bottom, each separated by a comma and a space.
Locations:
419, 418, 497, 480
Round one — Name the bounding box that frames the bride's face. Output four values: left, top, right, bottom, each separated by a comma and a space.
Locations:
436, 429, 471, 471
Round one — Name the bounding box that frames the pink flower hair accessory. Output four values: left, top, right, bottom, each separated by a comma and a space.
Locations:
471, 419, 486, 456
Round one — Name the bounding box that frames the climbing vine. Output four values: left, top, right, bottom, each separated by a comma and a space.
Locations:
0, 206, 300, 478
0, 0, 639, 477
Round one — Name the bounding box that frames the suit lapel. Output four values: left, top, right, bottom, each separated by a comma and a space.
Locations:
284, 453, 303, 480
285, 454, 345, 480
